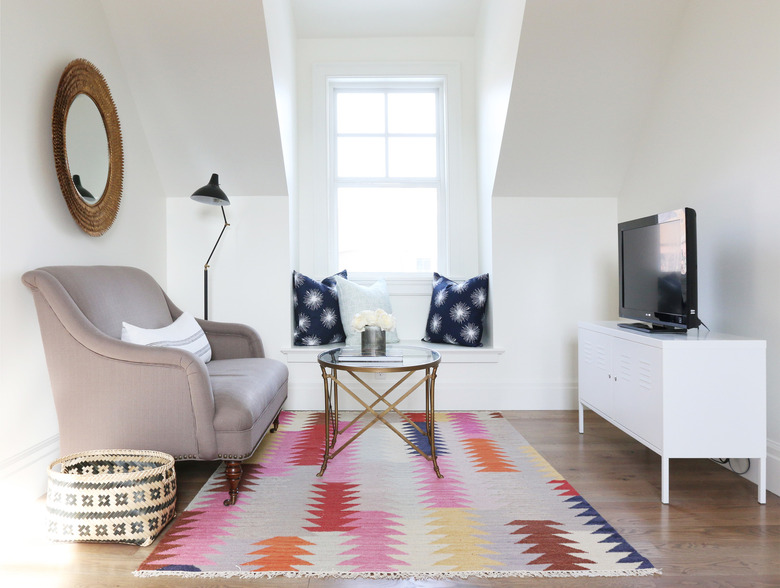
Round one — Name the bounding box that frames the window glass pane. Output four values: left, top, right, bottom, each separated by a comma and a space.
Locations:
388, 137, 437, 178
388, 93, 436, 134
338, 187, 437, 272
337, 137, 386, 177
337, 93, 385, 134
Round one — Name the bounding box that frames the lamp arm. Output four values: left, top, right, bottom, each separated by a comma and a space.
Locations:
204, 206, 230, 269
203, 206, 230, 320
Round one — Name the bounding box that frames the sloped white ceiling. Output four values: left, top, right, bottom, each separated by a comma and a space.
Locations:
101, 0, 687, 202
102, 0, 288, 198
493, 0, 687, 198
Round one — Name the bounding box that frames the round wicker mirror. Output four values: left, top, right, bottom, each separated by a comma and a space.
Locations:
52, 59, 123, 236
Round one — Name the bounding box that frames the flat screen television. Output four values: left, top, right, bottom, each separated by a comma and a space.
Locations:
618, 208, 700, 332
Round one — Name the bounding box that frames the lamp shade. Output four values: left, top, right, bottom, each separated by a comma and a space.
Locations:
191, 173, 230, 206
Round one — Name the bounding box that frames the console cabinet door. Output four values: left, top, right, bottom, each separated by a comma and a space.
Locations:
610, 338, 662, 450
578, 328, 612, 413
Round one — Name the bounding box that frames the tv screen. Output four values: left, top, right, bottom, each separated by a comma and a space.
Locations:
618, 208, 699, 332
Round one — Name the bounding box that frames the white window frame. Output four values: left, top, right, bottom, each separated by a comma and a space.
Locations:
327, 77, 447, 278
310, 62, 466, 290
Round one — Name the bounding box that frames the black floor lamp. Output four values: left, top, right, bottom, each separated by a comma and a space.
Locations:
191, 173, 230, 320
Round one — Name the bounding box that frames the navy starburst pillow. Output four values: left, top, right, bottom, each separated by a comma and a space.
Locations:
292, 270, 348, 346
423, 272, 489, 347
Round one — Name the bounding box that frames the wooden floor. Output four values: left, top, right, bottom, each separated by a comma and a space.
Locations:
4, 410, 779, 587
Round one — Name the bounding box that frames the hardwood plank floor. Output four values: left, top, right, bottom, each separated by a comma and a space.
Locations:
4, 410, 778, 587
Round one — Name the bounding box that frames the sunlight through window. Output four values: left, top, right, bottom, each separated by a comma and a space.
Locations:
332, 82, 444, 274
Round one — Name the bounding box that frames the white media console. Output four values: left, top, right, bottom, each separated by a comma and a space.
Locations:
578, 321, 766, 504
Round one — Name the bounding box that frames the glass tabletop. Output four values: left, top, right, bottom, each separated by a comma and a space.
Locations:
317, 345, 441, 371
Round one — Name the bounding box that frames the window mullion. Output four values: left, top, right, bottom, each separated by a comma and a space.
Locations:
384, 91, 389, 179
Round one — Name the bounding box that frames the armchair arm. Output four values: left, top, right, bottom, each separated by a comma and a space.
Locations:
199, 320, 265, 360
164, 294, 265, 359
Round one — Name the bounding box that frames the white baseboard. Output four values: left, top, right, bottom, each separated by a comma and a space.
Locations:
0, 434, 60, 502
285, 379, 578, 411
765, 439, 780, 498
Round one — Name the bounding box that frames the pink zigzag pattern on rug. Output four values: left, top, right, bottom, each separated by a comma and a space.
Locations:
256, 415, 310, 477
323, 418, 364, 478
338, 510, 409, 572
136, 411, 658, 578
412, 453, 471, 509
151, 480, 241, 568
449, 411, 491, 440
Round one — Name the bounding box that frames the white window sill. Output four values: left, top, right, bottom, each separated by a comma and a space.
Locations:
281, 340, 504, 364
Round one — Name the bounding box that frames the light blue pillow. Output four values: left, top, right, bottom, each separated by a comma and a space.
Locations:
335, 276, 400, 346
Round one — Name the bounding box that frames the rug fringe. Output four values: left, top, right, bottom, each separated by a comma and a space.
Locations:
134, 568, 662, 579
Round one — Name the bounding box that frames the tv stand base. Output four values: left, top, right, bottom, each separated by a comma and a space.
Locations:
617, 321, 686, 334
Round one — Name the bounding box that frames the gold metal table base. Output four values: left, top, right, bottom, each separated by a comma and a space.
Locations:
316, 352, 442, 479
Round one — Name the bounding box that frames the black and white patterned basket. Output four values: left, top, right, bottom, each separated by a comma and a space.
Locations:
47, 449, 177, 546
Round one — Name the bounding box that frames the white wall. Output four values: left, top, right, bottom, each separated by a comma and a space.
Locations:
282, 196, 615, 411
618, 0, 780, 494
166, 196, 291, 365
491, 197, 617, 408
0, 0, 167, 500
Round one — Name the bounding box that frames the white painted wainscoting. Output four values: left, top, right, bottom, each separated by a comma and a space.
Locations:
282, 341, 575, 412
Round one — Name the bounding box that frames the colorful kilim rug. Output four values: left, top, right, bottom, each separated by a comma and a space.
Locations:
135, 411, 658, 579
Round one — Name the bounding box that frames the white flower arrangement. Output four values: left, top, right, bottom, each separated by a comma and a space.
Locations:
351, 309, 396, 333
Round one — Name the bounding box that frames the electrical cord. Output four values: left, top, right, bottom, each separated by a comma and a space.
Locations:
710, 457, 751, 475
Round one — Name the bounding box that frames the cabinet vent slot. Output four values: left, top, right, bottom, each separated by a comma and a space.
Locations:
617, 354, 632, 382
638, 360, 652, 390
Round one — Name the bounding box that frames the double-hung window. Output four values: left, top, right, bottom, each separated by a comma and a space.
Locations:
329, 78, 446, 275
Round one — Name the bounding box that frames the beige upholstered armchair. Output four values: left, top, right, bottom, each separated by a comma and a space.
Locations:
23, 265, 288, 506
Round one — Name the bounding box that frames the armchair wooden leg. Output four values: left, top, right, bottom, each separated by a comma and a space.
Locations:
223, 461, 242, 506
270, 414, 280, 433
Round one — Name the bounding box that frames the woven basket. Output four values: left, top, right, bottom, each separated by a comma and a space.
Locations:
47, 449, 176, 546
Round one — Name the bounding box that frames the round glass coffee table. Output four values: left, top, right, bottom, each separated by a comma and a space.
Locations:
316, 345, 443, 478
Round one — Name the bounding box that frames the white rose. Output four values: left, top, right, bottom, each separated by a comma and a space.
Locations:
351, 309, 376, 332
374, 309, 396, 331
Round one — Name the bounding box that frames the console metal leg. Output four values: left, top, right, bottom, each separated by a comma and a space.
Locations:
661, 456, 670, 504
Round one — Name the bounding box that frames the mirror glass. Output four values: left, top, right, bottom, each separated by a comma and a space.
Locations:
52, 58, 123, 236
65, 94, 109, 204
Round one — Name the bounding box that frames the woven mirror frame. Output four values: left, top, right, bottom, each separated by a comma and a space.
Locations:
52, 58, 124, 236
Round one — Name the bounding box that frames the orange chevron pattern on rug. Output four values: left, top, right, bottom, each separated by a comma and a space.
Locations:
242, 536, 315, 572
462, 438, 519, 472
136, 411, 658, 580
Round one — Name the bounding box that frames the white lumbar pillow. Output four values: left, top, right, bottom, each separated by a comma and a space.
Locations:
121, 311, 212, 363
